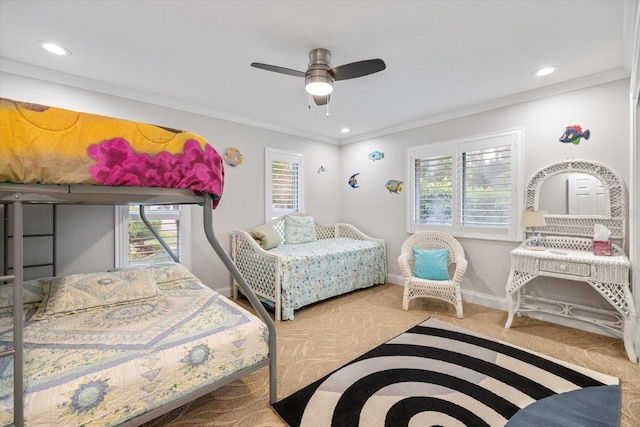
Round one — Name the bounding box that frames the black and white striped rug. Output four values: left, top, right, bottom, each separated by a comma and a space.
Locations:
272, 318, 620, 427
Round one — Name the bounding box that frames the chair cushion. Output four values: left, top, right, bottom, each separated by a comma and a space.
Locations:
413, 247, 450, 280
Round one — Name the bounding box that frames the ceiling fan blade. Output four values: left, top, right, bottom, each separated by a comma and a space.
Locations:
313, 94, 329, 106
250, 62, 305, 78
330, 59, 386, 81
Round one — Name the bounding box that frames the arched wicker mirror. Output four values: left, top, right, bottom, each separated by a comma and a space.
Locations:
524, 159, 626, 248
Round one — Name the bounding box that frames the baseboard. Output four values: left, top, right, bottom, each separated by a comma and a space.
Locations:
461, 289, 507, 311
387, 273, 404, 286
388, 281, 617, 338
227, 273, 619, 339
387, 279, 508, 311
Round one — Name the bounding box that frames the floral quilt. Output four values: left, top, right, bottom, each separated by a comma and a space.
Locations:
0, 264, 269, 426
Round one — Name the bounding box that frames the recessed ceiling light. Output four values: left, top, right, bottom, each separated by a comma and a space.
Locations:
39, 41, 71, 56
533, 66, 556, 77
340, 127, 350, 133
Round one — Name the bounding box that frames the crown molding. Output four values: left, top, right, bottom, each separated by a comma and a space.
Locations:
0, 58, 340, 145
1, 58, 629, 147
340, 68, 630, 145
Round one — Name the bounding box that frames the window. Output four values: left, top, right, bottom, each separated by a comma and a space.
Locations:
266, 148, 303, 221
408, 129, 522, 240
115, 204, 190, 268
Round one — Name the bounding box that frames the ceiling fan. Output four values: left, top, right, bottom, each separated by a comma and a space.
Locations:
251, 48, 386, 106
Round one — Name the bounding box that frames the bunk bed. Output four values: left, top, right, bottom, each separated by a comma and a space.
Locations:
0, 98, 277, 426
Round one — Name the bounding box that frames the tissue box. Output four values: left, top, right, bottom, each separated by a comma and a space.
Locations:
593, 240, 612, 256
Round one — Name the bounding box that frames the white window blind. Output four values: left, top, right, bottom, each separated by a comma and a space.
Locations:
408, 129, 522, 241
462, 145, 512, 227
414, 155, 453, 225
271, 160, 299, 212
266, 148, 303, 220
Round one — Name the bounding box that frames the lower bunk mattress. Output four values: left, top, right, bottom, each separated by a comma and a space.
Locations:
0, 263, 269, 426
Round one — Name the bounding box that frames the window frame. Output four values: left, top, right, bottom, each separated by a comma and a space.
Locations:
407, 129, 523, 241
115, 204, 191, 268
265, 147, 304, 221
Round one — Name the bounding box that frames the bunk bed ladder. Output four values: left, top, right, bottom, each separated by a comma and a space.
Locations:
3, 204, 56, 279
3, 195, 25, 426
2, 201, 53, 425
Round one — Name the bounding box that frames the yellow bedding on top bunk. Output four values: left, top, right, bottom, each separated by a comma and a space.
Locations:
0, 98, 225, 207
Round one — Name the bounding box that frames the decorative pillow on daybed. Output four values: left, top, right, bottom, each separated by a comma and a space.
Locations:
250, 225, 281, 250
32, 269, 159, 320
413, 247, 450, 280
284, 214, 317, 244
0, 277, 49, 314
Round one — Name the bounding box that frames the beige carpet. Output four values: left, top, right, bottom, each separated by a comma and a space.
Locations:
143, 284, 640, 426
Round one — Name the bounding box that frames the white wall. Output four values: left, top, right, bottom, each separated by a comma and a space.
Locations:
0, 72, 634, 338
634, 95, 639, 358
628, 0, 640, 363
339, 79, 632, 327
0, 72, 342, 293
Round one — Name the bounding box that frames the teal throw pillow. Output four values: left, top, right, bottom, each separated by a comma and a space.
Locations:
413, 247, 450, 280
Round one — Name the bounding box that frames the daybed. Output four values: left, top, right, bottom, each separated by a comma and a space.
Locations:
231, 214, 387, 321
0, 98, 276, 426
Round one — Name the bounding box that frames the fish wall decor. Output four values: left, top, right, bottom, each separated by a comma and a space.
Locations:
348, 173, 360, 188
559, 125, 590, 145
368, 151, 384, 161
385, 179, 403, 194
223, 147, 243, 166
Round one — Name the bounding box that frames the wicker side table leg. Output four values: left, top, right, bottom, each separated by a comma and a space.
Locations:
505, 268, 518, 328
622, 317, 638, 363
586, 279, 638, 363
505, 269, 536, 328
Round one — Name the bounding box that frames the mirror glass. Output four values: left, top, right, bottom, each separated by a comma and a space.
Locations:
538, 173, 607, 215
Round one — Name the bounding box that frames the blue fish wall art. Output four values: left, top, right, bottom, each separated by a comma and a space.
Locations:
368, 151, 384, 161
385, 179, 403, 194
348, 173, 360, 188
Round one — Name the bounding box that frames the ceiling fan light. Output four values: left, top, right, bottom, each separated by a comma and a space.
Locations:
305, 72, 334, 96
305, 81, 333, 96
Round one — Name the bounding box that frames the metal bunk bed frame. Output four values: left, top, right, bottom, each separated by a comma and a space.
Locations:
0, 183, 277, 427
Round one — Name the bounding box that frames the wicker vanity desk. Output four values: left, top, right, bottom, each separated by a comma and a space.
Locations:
506, 160, 636, 363
505, 236, 636, 362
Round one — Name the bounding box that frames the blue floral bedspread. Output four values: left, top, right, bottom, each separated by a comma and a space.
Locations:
269, 238, 386, 320
0, 264, 269, 426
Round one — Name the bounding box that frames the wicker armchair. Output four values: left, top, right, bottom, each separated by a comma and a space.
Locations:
398, 231, 467, 318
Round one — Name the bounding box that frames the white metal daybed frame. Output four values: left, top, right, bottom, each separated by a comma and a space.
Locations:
0, 183, 277, 427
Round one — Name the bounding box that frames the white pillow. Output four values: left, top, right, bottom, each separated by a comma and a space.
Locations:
32, 269, 159, 320
284, 215, 317, 244
110, 262, 198, 285
0, 277, 49, 314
